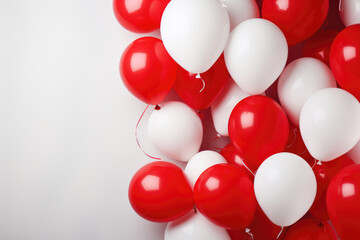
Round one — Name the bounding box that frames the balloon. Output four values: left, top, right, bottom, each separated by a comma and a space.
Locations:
223, 0, 259, 30
148, 101, 203, 162
330, 24, 360, 101
302, 30, 339, 66
128, 161, 193, 222
184, 151, 227, 188
113, 0, 170, 33
254, 152, 317, 227
323, 0, 344, 31
220, 143, 254, 181
228, 95, 289, 171
282, 218, 338, 240
211, 80, 250, 136
347, 139, 360, 164
227, 230, 250, 240
174, 55, 229, 110
160, 0, 230, 74
278, 57, 337, 126
299, 88, 360, 162
340, 0, 360, 27
194, 164, 256, 230
285, 126, 314, 165
165, 211, 231, 240
310, 155, 355, 220
327, 165, 360, 239
224, 18, 288, 95
120, 37, 177, 105
262, 0, 329, 46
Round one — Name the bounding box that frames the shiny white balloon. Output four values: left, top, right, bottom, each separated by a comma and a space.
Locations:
148, 101, 203, 162
211, 80, 250, 136
224, 18, 288, 95
278, 57, 336, 126
300, 88, 360, 162
254, 152, 317, 227
184, 151, 227, 188
165, 211, 231, 240
223, 0, 259, 30
160, 0, 230, 74
340, 0, 360, 27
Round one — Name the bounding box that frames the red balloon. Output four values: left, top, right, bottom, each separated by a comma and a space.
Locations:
285, 126, 314, 165
228, 95, 289, 171
311, 155, 355, 220
220, 143, 254, 181
120, 37, 177, 105
322, 0, 344, 31
194, 164, 256, 230
302, 30, 339, 66
228, 203, 285, 240
262, 0, 329, 46
330, 25, 360, 101
174, 55, 229, 110
282, 218, 338, 240
128, 161, 193, 222
327, 165, 360, 239
113, 0, 170, 33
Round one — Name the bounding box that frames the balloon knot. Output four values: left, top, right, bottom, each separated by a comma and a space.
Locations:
155, 105, 161, 110
195, 73, 201, 79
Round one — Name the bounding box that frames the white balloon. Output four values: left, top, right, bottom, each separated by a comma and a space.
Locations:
340, 0, 360, 27
224, 18, 288, 95
211, 80, 250, 136
300, 88, 360, 162
148, 101, 203, 162
254, 152, 317, 227
160, 0, 230, 74
278, 57, 337, 126
165, 211, 230, 240
223, 0, 259, 30
184, 151, 227, 188
348, 138, 360, 164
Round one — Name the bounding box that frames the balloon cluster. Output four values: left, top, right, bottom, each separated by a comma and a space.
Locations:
114, 0, 360, 239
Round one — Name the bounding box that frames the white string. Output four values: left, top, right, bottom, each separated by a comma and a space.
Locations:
277, 227, 284, 239
245, 228, 254, 240
199, 78, 205, 92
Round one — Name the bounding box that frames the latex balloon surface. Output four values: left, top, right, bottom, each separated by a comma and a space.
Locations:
161, 0, 229, 73
262, 0, 329, 46
254, 152, 317, 227
327, 165, 360, 240
229, 95, 289, 171
128, 161, 193, 222
224, 18, 288, 95
113, 0, 170, 33
148, 101, 203, 162
299, 88, 360, 162
120, 37, 177, 105
194, 164, 256, 230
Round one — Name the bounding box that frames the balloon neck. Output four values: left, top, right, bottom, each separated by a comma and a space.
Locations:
195, 73, 201, 79
245, 228, 254, 240
155, 105, 161, 110
339, 0, 343, 11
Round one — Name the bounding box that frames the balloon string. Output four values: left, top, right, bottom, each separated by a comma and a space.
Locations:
135, 104, 162, 161
199, 78, 205, 92
277, 227, 284, 239
242, 159, 256, 177
312, 159, 321, 169
245, 228, 254, 240
286, 128, 298, 149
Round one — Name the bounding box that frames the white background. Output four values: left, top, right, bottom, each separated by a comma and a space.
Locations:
0, 0, 177, 239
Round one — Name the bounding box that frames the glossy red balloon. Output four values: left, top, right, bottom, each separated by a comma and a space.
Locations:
285, 126, 314, 165
282, 218, 338, 240
113, 0, 170, 33
128, 161, 193, 222
311, 155, 355, 220
330, 25, 360, 101
220, 143, 254, 181
303, 30, 339, 66
228, 204, 285, 240
174, 55, 229, 110
228, 95, 289, 171
120, 37, 177, 105
327, 165, 360, 239
262, 0, 329, 46
194, 164, 256, 230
